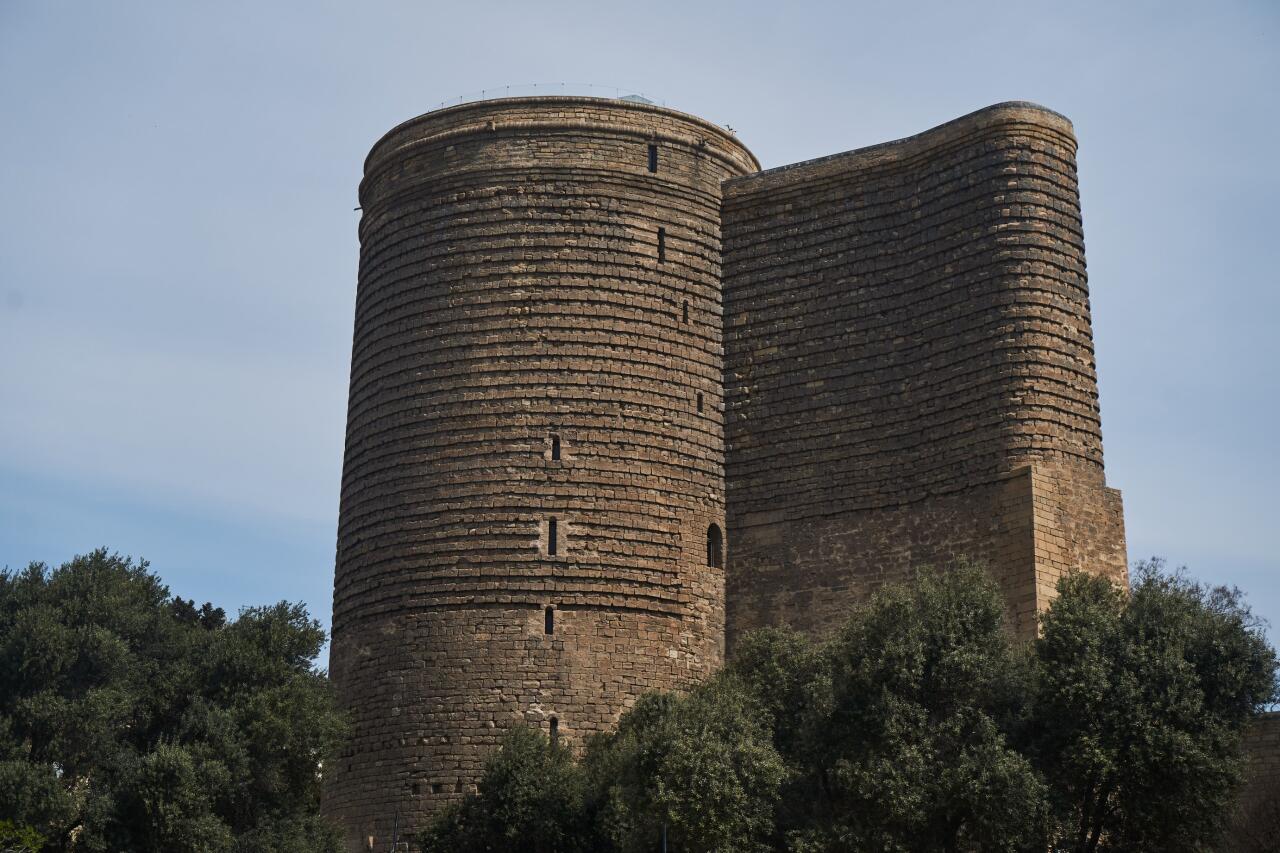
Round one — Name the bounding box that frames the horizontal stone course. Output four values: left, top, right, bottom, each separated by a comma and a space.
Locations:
327, 97, 748, 852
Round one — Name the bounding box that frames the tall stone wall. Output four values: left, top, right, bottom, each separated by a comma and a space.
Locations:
721, 102, 1127, 644
1223, 712, 1280, 851
326, 97, 756, 850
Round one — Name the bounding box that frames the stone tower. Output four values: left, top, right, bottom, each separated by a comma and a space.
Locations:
327, 98, 1131, 849
720, 103, 1127, 645
326, 97, 757, 849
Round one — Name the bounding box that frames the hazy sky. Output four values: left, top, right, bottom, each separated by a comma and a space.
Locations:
2, 1, 1277, 653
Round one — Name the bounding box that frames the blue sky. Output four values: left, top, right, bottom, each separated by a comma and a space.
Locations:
2, 1, 1277, 656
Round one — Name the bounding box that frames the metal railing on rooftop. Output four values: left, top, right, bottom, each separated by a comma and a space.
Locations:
431, 82, 669, 111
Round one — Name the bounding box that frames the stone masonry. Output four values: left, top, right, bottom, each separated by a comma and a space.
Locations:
326, 97, 1132, 849
326, 97, 756, 851
722, 103, 1127, 645
1222, 712, 1280, 850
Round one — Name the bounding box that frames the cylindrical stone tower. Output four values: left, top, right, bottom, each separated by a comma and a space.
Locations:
326, 97, 758, 849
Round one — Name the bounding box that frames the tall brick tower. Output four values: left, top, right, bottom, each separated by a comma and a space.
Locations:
720, 103, 1127, 645
326, 97, 757, 849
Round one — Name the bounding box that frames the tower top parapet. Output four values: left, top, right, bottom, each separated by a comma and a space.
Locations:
364, 94, 760, 177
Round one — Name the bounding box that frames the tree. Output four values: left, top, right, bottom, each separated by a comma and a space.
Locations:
724, 626, 826, 764
788, 563, 1047, 852
419, 558, 1279, 853
418, 726, 590, 853
422, 676, 787, 853
1032, 560, 1279, 852
0, 821, 44, 853
586, 676, 788, 853
0, 550, 346, 852
721, 626, 829, 847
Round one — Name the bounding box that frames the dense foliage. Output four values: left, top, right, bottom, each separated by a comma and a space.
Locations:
422, 561, 1277, 852
779, 564, 1048, 852
588, 677, 787, 852
0, 550, 346, 852
1032, 559, 1278, 852
421, 678, 787, 853
419, 726, 590, 853
0, 819, 44, 853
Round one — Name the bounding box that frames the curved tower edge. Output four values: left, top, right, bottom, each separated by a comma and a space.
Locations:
364, 95, 760, 179
327, 96, 753, 850
722, 102, 1126, 644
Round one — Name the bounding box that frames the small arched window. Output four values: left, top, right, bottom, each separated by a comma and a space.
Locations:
707, 523, 723, 568
544, 605, 555, 635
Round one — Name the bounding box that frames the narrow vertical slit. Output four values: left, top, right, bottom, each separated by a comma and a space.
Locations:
544, 605, 555, 635
550, 433, 561, 461
696, 392, 704, 413
657, 227, 666, 262
648, 143, 658, 173
549, 716, 559, 743
548, 517, 558, 556
682, 300, 689, 323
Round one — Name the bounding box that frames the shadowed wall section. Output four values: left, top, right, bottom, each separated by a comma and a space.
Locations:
721, 103, 1127, 646
326, 97, 756, 849
1223, 712, 1280, 851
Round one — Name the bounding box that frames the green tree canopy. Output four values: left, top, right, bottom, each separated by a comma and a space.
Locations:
416, 559, 1277, 853
0, 550, 346, 852
419, 725, 590, 853
587, 676, 788, 853
420, 676, 787, 853
1033, 559, 1279, 852
785, 564, 1047, 853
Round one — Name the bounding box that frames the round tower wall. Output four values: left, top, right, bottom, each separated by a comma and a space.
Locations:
326, 97, 755, 848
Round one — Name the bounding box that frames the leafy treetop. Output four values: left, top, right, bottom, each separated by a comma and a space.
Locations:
0, 549, 347, 853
